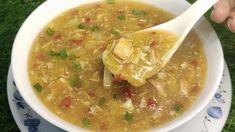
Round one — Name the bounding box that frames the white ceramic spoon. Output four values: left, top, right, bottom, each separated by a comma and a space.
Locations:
103, 0, 218, 87
141, 0, 218, 64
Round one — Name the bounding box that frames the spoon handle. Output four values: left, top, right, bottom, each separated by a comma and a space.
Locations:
162, 0, 218, 62
176, 0, 218, 35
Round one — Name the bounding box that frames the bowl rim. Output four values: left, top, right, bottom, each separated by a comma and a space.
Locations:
11, 0, 224, 131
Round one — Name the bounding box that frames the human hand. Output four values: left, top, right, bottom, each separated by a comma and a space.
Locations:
211, 0, 235, 33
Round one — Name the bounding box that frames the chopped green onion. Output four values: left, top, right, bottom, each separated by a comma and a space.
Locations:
49, 51, 60, 56
81, 117, 91, 127
117, 15, 125, 20
59, 49, 68, 59
68, 76, 80, 87
111, 29, 120, 36
174, 104, 183, 112
46, 27, 55, 36
123, 111, 133, 122
91, 25, 100, 32
107, 0, 115, 4
78, 23, 86, 29
132, 9, 147, 16
70, 54, 77, 60
98, 97, 106, 106
69, 54, 81, 71
74, 64, 81, 71
33, 83, 43, 92
49, 49, 68, 59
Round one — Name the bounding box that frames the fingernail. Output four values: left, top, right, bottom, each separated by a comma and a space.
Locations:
210, 10, 215, 21
213, 2, 218, 8
227, 18, 232, 31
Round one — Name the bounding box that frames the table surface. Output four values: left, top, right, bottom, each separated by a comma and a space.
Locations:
0, 0, 234, 132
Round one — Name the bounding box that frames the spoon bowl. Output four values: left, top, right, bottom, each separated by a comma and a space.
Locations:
103, 0, 219, 87
141, 0, 218, 62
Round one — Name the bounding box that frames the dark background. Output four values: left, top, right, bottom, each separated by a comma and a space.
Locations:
0, 0, 234, 131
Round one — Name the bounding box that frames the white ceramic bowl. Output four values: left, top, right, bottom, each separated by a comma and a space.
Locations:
11, 0, 224, 131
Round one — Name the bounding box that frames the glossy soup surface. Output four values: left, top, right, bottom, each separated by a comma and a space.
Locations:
28, 1, 207, 131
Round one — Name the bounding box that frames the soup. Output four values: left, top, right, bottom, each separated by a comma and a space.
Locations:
103, 30, 178, 87
28, 0, 207, 131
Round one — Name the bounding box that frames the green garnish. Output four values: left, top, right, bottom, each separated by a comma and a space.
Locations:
91, 25, 99, 32
78, 23, 86, 29
174, 104, 184, 113
111, 29, 120, 36
123, 111, 133, 122
98, 97, 106, 106
69, 54, 77, 60
49, 51, 60, 56
81, 117, 91, 127
132, 9, 147, 16
49, 49, 68, 59
74, 63, 81, 71
117, 15, 125, 20
69, 54, 82, 71
59, 49, 68, 59
46, 27, 55, 36
68, 76, 80, 87
33, 83, 43, 92
107, 0, 115, 4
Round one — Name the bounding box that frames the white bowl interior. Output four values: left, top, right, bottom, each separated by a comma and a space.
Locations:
11, 0, 224, 131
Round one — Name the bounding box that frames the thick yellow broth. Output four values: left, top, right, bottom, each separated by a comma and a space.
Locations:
28, 1, 207, 131
103, 30, 177, 86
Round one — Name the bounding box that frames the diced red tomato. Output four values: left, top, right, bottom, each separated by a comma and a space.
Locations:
122, 87, 133, 98
99, 47, 106, 52
191, 59, 198, 66
191, 83, 199, 94
100, 123, 107, 129
62, 96, 71, 108
151, 31, 157, 35
149, 38, 157, 47
36, 52, 45, 61
87, 107, 91, 113
88, 91, 96, 97
114, 74, 125, 82
53, 34, 63, 41
85, 17, 91, 23
71, 39, 83, 46
147, 98, 157, 109
32, 63, 38, 69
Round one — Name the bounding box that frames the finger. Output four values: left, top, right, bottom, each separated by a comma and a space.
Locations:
227, 11, 235, 33
211, 0, 231, 23
228, 0, 235, 8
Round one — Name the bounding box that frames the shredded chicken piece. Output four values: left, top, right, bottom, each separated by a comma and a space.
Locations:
77, 91, 91, 101
113, 38, 134, 61
180, 62, 189, 69
151, 107, 164, 120
148, 79, 167, 97
169, 110, 176, 116
157, 71, 167, 80
139, 97, 147, 108
179, 80, 189, 96
59, 78, 73, 91
83, 101, 91, 106
122, 98, 134, 111
88, 105, 102, 115
103, 67, 113, 88
89, 71, 101, 82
